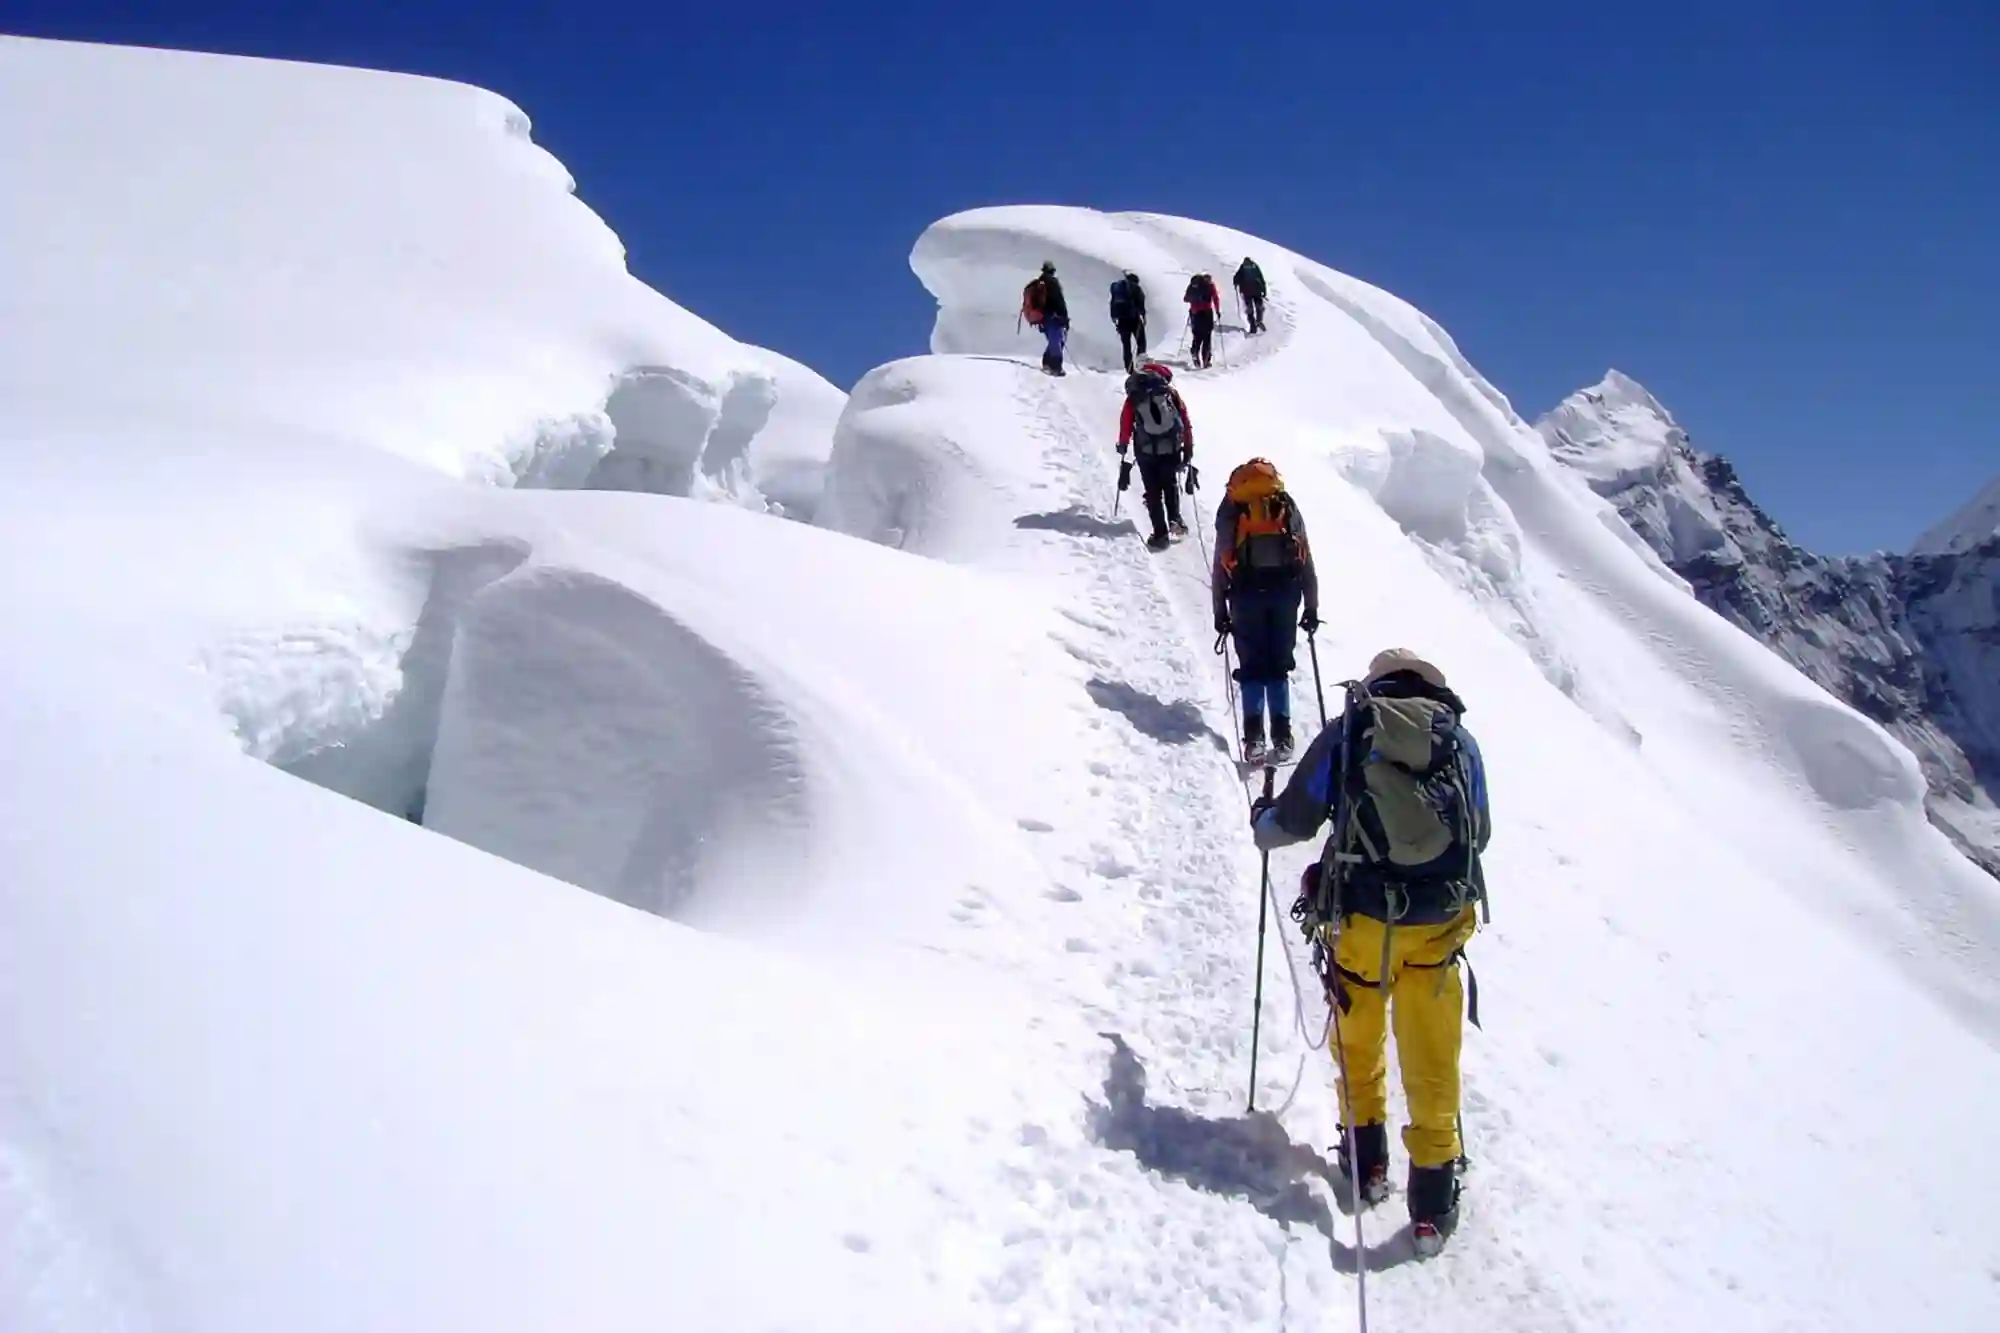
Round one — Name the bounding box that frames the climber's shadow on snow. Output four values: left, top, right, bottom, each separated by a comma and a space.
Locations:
1085, 1035, 1420, 1274
1013, 507, 1139, 539
1085, 678, 1230, 752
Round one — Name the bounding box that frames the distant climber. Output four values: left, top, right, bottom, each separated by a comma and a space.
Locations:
1184, 273, 1221, 369
1109, 271, 1149, 373
1119, 362, 1193, 551
1022, 261, 1070, 376
1250, 648, 1489, 1258
1233, 257, 1268, 334
1211, 458, 1317, 759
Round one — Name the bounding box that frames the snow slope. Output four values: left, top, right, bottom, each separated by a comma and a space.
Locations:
0, 35, 843, 512
5, 35, 2000, 1333
864, 204, 2000, 1328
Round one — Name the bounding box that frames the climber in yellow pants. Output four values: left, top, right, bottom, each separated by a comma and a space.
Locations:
1251, 648, 1491, 1252
1326, 907, 1476, 1169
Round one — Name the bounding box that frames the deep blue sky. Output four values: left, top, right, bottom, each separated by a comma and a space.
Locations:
10, 2, 1995, 552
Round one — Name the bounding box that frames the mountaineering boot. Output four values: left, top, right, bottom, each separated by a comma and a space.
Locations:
1408, 1160, 1462, 1257
1270, 714, 1295, 761
1241, 712, 1267, 764
1335, 1123, 1391, 1208
1146, 530, 1171, 552
1168, 518, 1188, 538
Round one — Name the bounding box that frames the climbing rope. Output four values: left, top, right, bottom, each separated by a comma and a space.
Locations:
1162, 361, 1366, 1331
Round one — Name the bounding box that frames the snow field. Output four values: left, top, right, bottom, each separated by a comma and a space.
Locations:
3, 34, 2000, 1333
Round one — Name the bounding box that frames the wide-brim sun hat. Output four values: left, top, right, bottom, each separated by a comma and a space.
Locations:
1366, 648, 1448, 690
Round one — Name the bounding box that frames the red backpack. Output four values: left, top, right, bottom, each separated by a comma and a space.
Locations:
1021, 278, 1048, 327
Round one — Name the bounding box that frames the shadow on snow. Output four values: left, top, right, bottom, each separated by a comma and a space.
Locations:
1085, 677, 1231, 753
1084, 1034, 1421, 1274
1014, 507, 1139, 540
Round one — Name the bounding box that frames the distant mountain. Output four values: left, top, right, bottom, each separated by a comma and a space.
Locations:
1540, 372, 2000, 877
1916, 471, 2000, 556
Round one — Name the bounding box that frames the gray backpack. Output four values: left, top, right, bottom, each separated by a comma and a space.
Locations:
1126, 376, 1182, 456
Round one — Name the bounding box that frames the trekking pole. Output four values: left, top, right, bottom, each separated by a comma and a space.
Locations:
1307, 628, 1328, 729
1318, 691, 1373, 1331
1246, 765, 1276, 1112
1328, 951, 1373, 1332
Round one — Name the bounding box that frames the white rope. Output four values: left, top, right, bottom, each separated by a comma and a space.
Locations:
1179, 368, 1366, 1333
1194, 504, 1335, 1118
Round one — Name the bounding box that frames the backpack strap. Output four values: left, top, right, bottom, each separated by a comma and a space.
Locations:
1405, 947, 1480, 1028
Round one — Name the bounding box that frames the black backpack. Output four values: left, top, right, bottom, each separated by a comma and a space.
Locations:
1235, 260, 1266, 295
1109, 278, 1136, 322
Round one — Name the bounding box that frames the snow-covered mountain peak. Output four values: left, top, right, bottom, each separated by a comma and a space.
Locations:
1538, 368, 1688, 487
1915, 470, 2000, 555
1542, 373, 2000, 881
1588, 367, 1673, 417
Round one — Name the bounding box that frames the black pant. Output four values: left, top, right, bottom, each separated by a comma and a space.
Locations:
1229, 580, 1302, 680
1239, 290, 1266, 332
1117, 319, 1148, 372
1190, 310, 1215, 367
1137, 451, 1183, 537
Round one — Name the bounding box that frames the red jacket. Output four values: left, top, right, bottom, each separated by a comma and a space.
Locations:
1185, 276, 1221, 313
1118, 387, 1194, 453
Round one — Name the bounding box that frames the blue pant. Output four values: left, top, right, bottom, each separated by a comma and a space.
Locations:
1241, 677, 1292, 721
1042, 317, 1068, 371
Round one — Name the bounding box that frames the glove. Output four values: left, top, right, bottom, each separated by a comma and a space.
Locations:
1300, 609, 1320, 635
1183, 464, 1200, 494
1250, 795, 1277, 823
1117, 459, 1133, 492
1180, 446, 1193, 468
1116, 441, 1128, 456
1214, 613, 1232, 636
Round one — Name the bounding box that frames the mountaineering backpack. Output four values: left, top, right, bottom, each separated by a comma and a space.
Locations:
1347, 695, 1490, 885
1021, 278, 1047, 326
1185, 275, 1218, 310
1294, 682, 1492, 934
1236, 260, 1266, 295
1109, 278, 1136, 323
1222, 458, 1301, 578
1125, 372, 1183, 456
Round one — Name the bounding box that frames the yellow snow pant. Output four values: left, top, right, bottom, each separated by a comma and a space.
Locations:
1325, 906, 1477, 1168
